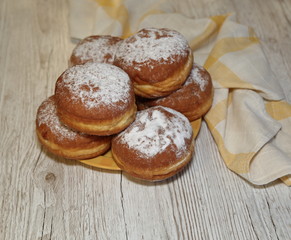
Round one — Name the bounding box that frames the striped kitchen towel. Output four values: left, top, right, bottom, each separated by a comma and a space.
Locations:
69, 0, 291, 186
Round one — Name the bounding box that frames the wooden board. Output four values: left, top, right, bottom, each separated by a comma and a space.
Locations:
0, 0, 291, 239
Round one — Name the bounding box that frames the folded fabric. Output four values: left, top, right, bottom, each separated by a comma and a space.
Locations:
69, 0, 291, 186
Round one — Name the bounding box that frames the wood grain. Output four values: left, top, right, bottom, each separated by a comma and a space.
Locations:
0, 0, 291, 239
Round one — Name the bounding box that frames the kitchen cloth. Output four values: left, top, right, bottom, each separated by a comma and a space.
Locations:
69, 0, 291, 186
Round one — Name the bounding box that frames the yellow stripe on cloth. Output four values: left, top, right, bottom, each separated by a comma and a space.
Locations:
189, 15, 229, 51
265, 101, 291, 186
135, 9, 165, 32
189, 20, 217, 50
95, 0, 132, 38
204, 98, 228, 126
205, 90, 255, 173
281, 175, 291, 186
206, 60, 255, 89
265, 101, 291, 121
204, 37, 259, 69
205, 118, 255, 173
211, 15, 230, 28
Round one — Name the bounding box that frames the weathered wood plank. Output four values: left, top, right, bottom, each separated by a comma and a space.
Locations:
0, 0, 290, 239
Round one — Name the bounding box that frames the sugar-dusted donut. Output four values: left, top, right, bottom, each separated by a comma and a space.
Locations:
36, 96, 111, 160
69, 35, 122, 66
55, 62, 137, 135
114, 28, 193, 98
137, 63, 213, 121
111, 106, 194, 181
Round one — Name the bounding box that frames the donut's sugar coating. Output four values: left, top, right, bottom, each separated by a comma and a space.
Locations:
69, 35, 123, 66
36, 96, 111, 159
112, 106, 195, 181
54, 62, 137, 135
115, 28, 189, 80
114, 28, 193, 98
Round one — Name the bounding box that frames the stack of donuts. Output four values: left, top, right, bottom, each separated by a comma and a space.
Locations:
36, 28, 213, 181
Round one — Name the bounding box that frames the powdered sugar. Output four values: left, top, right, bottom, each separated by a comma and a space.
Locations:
190, 63, 208, 91
119, 106, 192, 158
115, 28, 189, 70
59, 63, 131, 109
37, 97, 78, 140
73, 36, 120, 64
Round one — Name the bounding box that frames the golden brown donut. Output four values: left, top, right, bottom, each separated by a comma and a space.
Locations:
69, 35, 122, 66
111, 106, 194, 181
114, 28, 193, 98
36, 96, 111, 160
137, 63, 213, 121
55, 62, 137, 136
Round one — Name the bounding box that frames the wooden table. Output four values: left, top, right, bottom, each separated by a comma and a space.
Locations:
1, 0, 291, 239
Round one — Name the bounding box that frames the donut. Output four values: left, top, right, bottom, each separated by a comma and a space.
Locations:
114, 28, 193, 98
36, 96, 111, 160
111, 106, 194, 181
69, 35, 122, 66
137, 63, 213, 121
54, 62, 137, 135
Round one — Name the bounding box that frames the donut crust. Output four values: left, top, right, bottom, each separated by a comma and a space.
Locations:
57, 102, 137, 136
111, 106, 195, 181
55, 63, 137, 135
112, 137, 194, 181
114, 28, 193, 98
36, 129, 111, 160
36, 96, 111, 160
69, 35, 122, 67
132, 51, 193, 98
137, 64, 214, 121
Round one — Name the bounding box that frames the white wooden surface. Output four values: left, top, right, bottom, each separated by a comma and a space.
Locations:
0, 0, 291, 239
